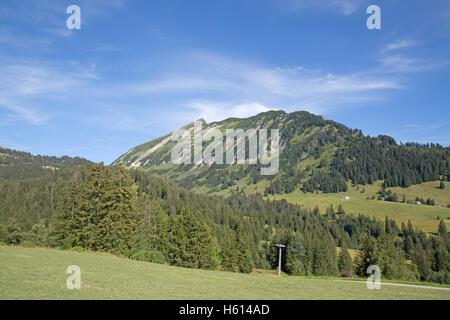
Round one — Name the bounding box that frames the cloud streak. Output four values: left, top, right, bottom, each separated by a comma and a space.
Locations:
383, 40, 418, 53
0, 61, 98, 125
0, 46, 434, 131
279, 0, 367, 15
125, 51, 403, 119
0, 98, 47, 125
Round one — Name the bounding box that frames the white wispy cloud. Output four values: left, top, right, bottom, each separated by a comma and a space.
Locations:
0, 28, 53, 50
0, 0, 128, 40
377, 40, 446, 74
0, 62, 98, 125
126, 51, 402, 119
279, 0, 366, 15
379, 55, 441, 73
383, 40, 418, 53
0, 98, 47, 125
186, 101, 272, 123
0, 63, 93, 96
0, 46, 433, 130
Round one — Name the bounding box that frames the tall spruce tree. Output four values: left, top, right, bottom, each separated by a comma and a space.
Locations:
413, 242, 432, 282
134, 198, 169, 263
220, 228, 239, 272
235, 224, 254, 273
285, 232, 306, 275
50, 164, 139, 256
355, 233, 383, 276
337, 244, 353, 273
170, 208, 219, 270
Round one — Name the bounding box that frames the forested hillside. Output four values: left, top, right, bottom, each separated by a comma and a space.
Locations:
112, 111, 450, 196
0, 147, 91, 181
1, 162, 448, 284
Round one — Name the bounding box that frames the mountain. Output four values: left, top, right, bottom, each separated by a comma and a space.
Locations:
1, 131, 448, 283
0, 147, 92, 181
112, 110, 450, 196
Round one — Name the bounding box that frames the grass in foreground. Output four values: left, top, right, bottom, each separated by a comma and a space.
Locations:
0, 246, 449, 300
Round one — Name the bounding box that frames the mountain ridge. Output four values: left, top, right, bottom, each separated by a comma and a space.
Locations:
111, 110, 450, 196
0, 146, 92, 181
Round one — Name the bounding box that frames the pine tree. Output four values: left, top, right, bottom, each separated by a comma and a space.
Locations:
413, 242, 432, 282
167, 215, 187, 267
96, 166, 139, 256
355, 233, 383, 276
338, 244, 353, 273
312, 235, 338, 276
171, 208, 219, 270
326, 204, 335, 219
235, 224, 254, 273
285, 233, 306, 275
404, 236, 415, 259
49, 164, 139, 256
337, 204, 345, 215
29, 220, 48, 246
220, 228, 239, 272
49, 176, 84, 248
438, 220, 448, 238
312, 237, 327, 276
385, 216, 392, 234
195, 217, 220, 270
378, 234, 412, 280
134, 199, 169, 263
303, 231, 314, 275
324, 234, 339, 276
3, 218, 23, 244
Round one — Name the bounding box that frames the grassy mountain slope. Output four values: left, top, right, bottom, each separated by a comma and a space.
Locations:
270, 181, 450, 233
1, 246, 449, 300
112, 110, 358, 192
112, 110, 449, 195
112, 110, 450, 232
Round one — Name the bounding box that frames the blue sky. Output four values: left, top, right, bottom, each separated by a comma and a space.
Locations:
1, 0, 449, 164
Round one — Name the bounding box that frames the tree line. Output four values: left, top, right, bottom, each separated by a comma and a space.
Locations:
1, 163, 448, 283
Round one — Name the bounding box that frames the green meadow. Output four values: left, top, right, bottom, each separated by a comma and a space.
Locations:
267, 181, 450, 234
1, 246, 449, 300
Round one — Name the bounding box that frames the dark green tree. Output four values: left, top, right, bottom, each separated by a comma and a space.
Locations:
338, 244, 353, 273
438, 220, 448, 238
235, 224, 254, 273
2, 218, 23, 244
355, 233, 383, 276
413, 243, 432, 282
133, 199, 169, 263
285, 233, 306, 275
220, 228, 239, 272
50, 164, 139, 256
170, 208, 219, 270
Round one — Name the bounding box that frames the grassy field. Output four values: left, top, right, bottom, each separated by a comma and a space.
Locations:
268, 181, 450, 234
1, 246, 449, 300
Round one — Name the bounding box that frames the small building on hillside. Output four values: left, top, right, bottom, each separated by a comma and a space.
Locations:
343, 196, 350, 200
411, 200, 421, 205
